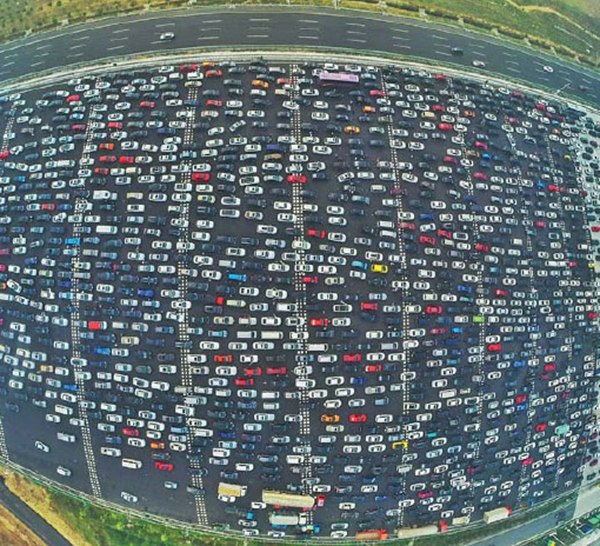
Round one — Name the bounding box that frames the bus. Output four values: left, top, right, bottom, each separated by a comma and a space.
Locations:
317, 72, 359, 86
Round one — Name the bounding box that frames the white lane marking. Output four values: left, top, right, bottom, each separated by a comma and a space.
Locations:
346, 22, 366, 27
347, 38, 366, 43
35, 44, 51, 50
249, 18, 270, 21
202, 19, 222, 23
394, 44, 412, 49
299, 19, 319, 23
4, 53, 17, 59
155, 22, 175, 27
70, 43, 85, 50
393, 35, 410, 41
472, 51, 487, 58
72, 35, 89, 41
106, 45, 125, 51
66, 53, 84, 58
2, 61, 14, 67
470, 43, 486, 49
503, 51, 517, 57
110, 37, 129, 42
31, 61, 44, 67
112, 28, 129, 34
299, 36, 320, 40
197, 36, 219, 40
393, 27, 409, 33
506, 66, 521, 73
435, 50, 452, 57
432, 34, 447, 40
247, 34, 269, 38
347, 30, 366, 35
150, 40, 165, 45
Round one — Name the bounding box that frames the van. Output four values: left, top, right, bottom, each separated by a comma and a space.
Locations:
262, 391, 280, 400
57, 432, 76, 442
261, 331, 283, 340
237, 331, 257, 339
96, 225, 118, 235
122, 458, 143, 469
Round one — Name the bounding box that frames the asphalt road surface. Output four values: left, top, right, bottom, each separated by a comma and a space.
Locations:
0, 478, 73, 546
0, 7, 598, 107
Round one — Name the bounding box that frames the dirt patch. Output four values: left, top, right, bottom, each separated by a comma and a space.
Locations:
0, 467, 93, 546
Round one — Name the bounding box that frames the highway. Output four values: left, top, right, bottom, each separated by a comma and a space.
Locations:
0, 7, 598, 107
0, 478, 73, 546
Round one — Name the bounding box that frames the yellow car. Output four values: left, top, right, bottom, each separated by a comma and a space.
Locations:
251, 79, 269, 90
362, 105, 376, 113
320, 414, 340, 423
343, 125, 360, 134
392, 440, 408, 450
371, 264, 388, 274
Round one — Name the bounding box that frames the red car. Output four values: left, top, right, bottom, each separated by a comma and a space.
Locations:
180, 64, 199, 72
365, 364, 382, 373
0, 151, 9, 160
360, 302, 378, 311
215, 296, 224, 306
494, 288, 508, 297
474, 140, 488, 151
515, 394, 528, 404
66, 94, 80, 102
430, 327, 446, 335
434, 73, 447, 81
425, 306, 442, 315
316, 495, 326, 507
443, 156, 458, 165
140, 101, 155, 108
235, 377, 254, 387
122, 427, 139, 437
71, 124, 86, 131
548, 184, 560, 192
521, 457, 533, 467
473, 172, 488, 181
88, 321, 106, 331
154, 461, 174, 472
343, 353, 362, 363
432, 104, 445, 112
206, 99, 223, 108
108, 121, 123, 129
205, 69, 223, 78
214, 355, 233, 363
419, 235, 436, 245
309, 318, 329, 327
266, 367, 287, 375
534, 221, 546, 228
488, 343, 502, 352
244, 367, 262, 377
369, 89, 385, 97
535, 423, 547, 433
437, 229, 452, 239
191, 172, 210, 182
543, 363, 556, 372
417, 490, 433, 499
349, 414, 367, 423
119, 156, 135, 164
475, 243, 489, 252
307, 228, 326, 238
303, 276, 318, 284
287, 174, 307, 184
438, 123, 453, 131
99, 155, 117, 163
41, 203, 55, 211
398, 222, 415, 230
99, 142, 115, 151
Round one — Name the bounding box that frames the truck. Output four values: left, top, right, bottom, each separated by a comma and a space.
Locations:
396, 525, 438, 539
483, 506, 512, 524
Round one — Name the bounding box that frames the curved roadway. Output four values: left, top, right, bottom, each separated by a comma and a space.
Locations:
0, 6, 598, 107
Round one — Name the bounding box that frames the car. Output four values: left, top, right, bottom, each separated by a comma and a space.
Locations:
159, 32, 175, 41
349, 414, 367, 423
542, 65, 554, 73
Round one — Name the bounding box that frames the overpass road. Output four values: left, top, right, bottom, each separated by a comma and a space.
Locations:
0, 7, 598, 107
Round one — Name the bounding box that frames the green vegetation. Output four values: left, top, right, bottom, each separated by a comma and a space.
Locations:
0, 0, 597, 68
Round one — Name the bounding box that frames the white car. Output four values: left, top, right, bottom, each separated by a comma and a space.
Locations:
159, 32, 175, 41
542, 65, 554, 73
